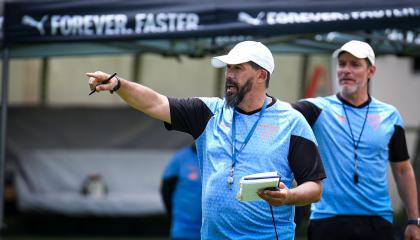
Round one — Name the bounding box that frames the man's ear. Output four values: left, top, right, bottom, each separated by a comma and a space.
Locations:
257, 69, 268, 83
368, 64, 376, 80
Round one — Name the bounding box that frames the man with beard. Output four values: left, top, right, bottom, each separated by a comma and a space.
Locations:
87, 40, 325, 240
292, 40, 420, 240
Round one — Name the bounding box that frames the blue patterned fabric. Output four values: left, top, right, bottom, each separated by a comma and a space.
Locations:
194, 97, 317, 240
163, 146, 201, 239
305, 95, 406, 223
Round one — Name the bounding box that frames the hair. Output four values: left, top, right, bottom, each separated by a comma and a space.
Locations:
366, 59, 373, 67
364, 58, 373, 84
247, 61, 270, 88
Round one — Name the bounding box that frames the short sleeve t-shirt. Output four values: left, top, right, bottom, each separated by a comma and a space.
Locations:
165, 96, 325, 240
293, 94, 409, 223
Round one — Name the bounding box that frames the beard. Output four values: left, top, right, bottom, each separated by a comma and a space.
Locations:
225, 77, 253, 108
339, 81, 359, 98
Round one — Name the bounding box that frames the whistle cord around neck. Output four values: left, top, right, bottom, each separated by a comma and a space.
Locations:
269, 204, 279, 240
342, 103, 370, 184
227, 98, 268, 189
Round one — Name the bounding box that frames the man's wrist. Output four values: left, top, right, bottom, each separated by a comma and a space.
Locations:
110, 75, 121, 94
407, 218, 420, 226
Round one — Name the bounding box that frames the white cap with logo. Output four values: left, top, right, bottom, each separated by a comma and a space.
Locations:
333, 40, 375, 65
211, 41, 275, 75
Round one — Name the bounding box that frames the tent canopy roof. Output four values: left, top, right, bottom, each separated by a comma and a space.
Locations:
2, 0, 420, 58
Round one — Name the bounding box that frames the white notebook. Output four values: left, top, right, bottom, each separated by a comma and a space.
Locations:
236, 171, 280, 202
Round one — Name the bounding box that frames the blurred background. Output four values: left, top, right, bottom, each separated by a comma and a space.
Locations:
1, 0, 419, 239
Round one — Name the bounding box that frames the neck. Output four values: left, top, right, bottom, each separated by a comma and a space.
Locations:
237, 93, 269, 112
339, 91, 369, 107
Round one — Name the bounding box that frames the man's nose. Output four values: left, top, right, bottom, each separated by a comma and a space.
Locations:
225, 68, 234, 78
339, 64, 351, 74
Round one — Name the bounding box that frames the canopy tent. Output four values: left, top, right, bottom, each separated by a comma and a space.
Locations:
1, 0, 420, 229
2, 0, 420, 57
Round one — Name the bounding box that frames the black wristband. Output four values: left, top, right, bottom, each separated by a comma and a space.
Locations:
407, 218, 420, 225
110, 76, 120, 94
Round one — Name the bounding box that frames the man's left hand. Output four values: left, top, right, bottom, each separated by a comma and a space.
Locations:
257, 182, 292, 206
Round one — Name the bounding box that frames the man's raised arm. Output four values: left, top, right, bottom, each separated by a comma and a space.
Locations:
87, 71, 171, 123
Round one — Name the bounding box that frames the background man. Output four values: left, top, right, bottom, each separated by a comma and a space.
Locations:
292, 40, 420, 240
160, 144, 201, 240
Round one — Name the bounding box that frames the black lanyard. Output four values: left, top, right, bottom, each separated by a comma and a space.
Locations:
227, 98, 268, 190
342, 103, 369, 184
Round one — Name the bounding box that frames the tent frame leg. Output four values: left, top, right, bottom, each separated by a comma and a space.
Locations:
0, 48, 10, 230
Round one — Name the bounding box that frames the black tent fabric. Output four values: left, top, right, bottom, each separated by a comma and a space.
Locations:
4, 0, 420, 44
4, 0, 420, 57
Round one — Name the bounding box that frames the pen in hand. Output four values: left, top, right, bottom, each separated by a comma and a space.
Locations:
89, 72, 117, 95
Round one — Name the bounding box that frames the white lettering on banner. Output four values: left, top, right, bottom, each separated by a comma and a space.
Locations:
240, 7, 419, 26
267, 12, 349, 24
51, 14, 131, 36
47, 13, 199, 36
385, 29, 420, 45
135, 13, 199, 33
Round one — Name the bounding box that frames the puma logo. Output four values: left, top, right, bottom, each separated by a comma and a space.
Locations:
238, 12, 265, 26
22, 15, 48, 35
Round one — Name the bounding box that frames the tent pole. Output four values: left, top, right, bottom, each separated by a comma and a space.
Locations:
132, 53, 141, 83
214, 68, 223, 98
0, 48, 10, 230
299, 54, 309, 98
40, 57, 49, 106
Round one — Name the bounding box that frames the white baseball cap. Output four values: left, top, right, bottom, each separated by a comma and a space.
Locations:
333, 40, 375, 65
211, 41, 275, 75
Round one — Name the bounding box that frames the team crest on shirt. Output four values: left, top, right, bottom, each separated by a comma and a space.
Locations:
336, 114, 345, 123
259, 123, 279, 141
368, 114, 382, 130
